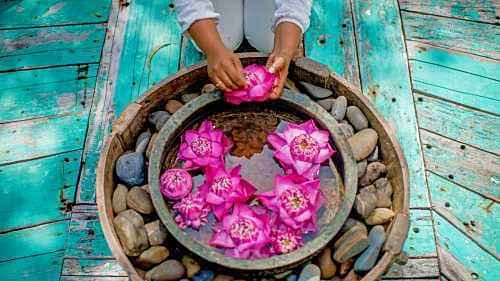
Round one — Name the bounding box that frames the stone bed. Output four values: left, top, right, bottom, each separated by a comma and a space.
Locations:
109, 78, 402, 281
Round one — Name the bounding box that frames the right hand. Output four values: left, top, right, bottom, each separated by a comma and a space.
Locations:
206, 47, 246, 92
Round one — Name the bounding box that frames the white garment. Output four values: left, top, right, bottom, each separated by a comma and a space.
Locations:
174, 0, 312, 52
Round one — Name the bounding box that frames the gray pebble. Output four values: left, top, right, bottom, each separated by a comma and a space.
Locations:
112, 184, 128, 214
338, 123, 354, 138
299, 81, 333, 99
181, 92, 200, 103
116, 152, 145, 187
354, 225, 386, 272
331, 96, 347, 121
317, 98, 335, 111
127, 187, 154, 215
113, 209, 149, 256
346, 106, 368, 131
148, 111, 170, 131
357, 160, 368, 179
298, 264, 321, 281
367, 146, 379, 162
135, 130, 152, 154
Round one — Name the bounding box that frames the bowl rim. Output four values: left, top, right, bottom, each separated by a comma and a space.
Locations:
148, 90, 358, 271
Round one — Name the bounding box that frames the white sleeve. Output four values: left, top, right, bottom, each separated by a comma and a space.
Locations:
274, 0, 312, 33
174, 0, 220, 33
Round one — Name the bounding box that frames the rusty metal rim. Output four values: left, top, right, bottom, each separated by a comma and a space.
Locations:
149, 90, 358, 271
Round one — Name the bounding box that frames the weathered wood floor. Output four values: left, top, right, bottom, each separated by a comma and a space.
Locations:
0, 1, 498, 280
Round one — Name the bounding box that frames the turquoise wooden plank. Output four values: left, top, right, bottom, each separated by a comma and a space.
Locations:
0, 23, 106, 71
65, 208, 112, 258
421, 130, 499, 200
0, 220, 68, 262
0, 64, 98, 91
428, 172, 499, 258
410, 61, 500, 115
0, 77, 96, 122
0, 150, 81, 232
0, 251, 64, 281
415, 93, 500, 154
114, 0, 182, 116
399, 0, 500, 24
351, 0, 429, 208
61, 277, 128, 281
0, 112, 88, 165
180, 35, 204, 68
305, 0, 360, 86
61, 258, 126, 277
407, 41, 500, 81
434, 212, 499, 281
401, 11, 500, 60
0, 0, 110, 29
404, 209, 438, 257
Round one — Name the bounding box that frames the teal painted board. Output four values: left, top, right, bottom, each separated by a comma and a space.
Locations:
404, 209, 438, 257
399, 0, 500, 24
434, 212, 499, 281
427, 172, 498, 258
0, 150, 81, 232
0, 220, 68, 262
410, 61, 500, 115
114, 0, 182, 116
0, 23, 106, 71
0, 0, 110, 29
65, 209, 112, 258
180, 35, 204, 69
401, 11, 500, 60
421, 130, 499, 200
0, 112, 88, 165
60, 277, 128, 281
0, 77, 96, 123
406, 41, 500, 81
0, 64, 99, 91
305, 0, 360, 86
415, 94, 500, 154
0, 251, 64, 281
351, 0, 429, 208
61, 258, 126, 276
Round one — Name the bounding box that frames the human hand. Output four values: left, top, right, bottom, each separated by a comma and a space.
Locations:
266, 52, 292, 99
206, 47, 246, 92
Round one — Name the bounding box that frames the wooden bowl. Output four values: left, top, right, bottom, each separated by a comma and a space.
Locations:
96, 53, 409, 281
148, 90, 357, 272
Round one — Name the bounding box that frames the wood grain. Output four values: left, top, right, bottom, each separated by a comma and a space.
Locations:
0, 251, 64, 281
402, 11, 500, 60
61, 258, 126, 276
305, 0, 360, 86
421, 130, 499, 200
415, 94, 500, 154
404, 209, 438, 258
383, 257, 440, 279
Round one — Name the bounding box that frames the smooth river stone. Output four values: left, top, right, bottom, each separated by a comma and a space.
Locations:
374, 177, 393, 208
145, 220, 167, 246
193, 270, 215, 281
146, 133, 158, 158
354, 225, 386, 272
202, 83, 216, 94
356, 160, 367, 179
331, 96, 347, 121
339, 123, 354, 138
181, 92, 200, 103
116, 152, 145, 187
340, 218, 364, 235
165, 99, 183, 114
135, 130, 152, 154
359, 162, 387, 186
113, 209, 149, 256
146, 259, 186, 281
365, 208, 395, 225
367, 145, 379, 162
333, 224, 370, 263
299, 81, 333, 99
355, 185, 378, 218
346, 106, 368, 131
318, 247, 336, 279
347, 129, 378, 161
182, 255, 201, 278
137, 246, 170, 269
317, 98, 335, 111
298, 264, 321, 281
112, 184, 128, 214
127, 187, 154, 215
148, 111, 170, 131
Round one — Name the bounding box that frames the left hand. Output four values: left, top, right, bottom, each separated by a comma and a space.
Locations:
266, 53, 292, 99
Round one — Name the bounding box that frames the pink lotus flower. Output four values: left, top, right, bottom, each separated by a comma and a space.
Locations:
209, 204, 270, 259
199, 165, 256, 220
160, 168, 192, 200
173, 192, 210, 229
224, 64, 277, 105
267, 120, 335, 179
269, 225, 303, 255
178, 120, 232, 170
258, 175, 323, 233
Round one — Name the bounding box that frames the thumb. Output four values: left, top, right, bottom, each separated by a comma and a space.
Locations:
268, 57, 286, 74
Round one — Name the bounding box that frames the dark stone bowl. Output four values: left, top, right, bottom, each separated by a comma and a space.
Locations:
148, 90, 357, 273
